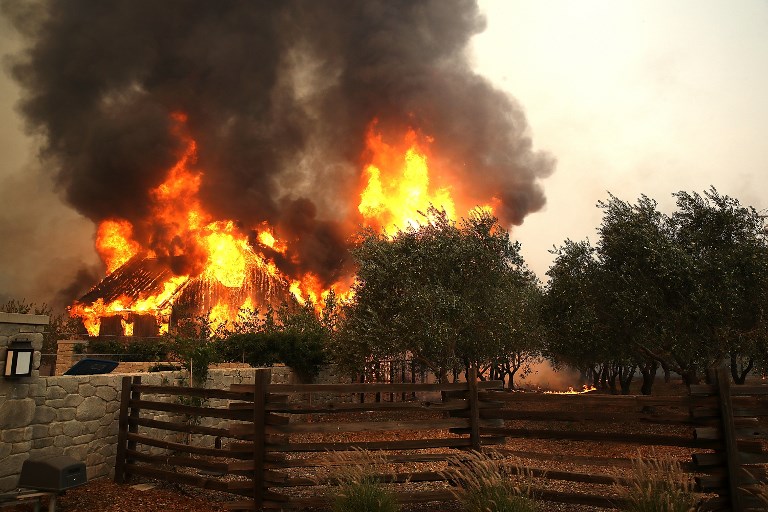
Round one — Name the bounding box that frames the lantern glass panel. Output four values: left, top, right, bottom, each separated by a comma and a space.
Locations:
15, 351, 32, 375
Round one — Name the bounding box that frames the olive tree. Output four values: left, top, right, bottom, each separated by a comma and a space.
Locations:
333, 208, 537, 382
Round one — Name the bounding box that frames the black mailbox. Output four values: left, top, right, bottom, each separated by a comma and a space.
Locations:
18, 456, 87, 491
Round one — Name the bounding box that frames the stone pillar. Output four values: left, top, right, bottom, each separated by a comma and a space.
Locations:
56, 340, 87, 376
0, 312, 49, 379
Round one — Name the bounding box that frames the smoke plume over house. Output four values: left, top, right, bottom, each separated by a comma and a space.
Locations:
1, 0, 554, 317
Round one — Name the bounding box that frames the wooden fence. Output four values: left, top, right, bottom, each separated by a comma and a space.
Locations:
114, 367, 768, 511
476, 366, 768, 510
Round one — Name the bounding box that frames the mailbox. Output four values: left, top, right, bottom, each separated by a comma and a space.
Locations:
18, 456, 87, 491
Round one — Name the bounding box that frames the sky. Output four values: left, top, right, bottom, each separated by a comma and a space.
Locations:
1, 0, 767, 308
473, 0, 768, 278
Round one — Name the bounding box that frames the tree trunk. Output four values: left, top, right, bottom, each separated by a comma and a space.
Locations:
679, 367, 700, 387
730, 354, 754, 385
639, 360, 659, 395
660, 360, 671, 383
607, 364, 619, 395
619, 365, 636, 395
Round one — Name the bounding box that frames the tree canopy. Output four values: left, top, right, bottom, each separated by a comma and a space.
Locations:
333, 208, 540, 383
543, 188, 768, 390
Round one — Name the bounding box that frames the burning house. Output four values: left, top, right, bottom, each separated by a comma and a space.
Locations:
71, 251, 292, 337
5, 1, 555, 329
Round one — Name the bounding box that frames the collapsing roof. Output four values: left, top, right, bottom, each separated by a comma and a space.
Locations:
72, 253, 291, 337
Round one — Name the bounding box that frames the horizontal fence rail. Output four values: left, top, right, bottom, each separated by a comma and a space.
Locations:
114, 367, 768, 511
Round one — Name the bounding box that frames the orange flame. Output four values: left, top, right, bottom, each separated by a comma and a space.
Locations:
358, 122, 456, 235
96, 219, 141, 273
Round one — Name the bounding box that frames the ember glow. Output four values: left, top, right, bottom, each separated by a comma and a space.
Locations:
544, 385, 598, 395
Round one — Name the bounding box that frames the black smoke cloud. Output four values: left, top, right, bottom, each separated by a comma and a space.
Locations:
2, 0, 554, 290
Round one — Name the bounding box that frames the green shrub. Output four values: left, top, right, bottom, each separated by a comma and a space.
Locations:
218, 330, 326, 382
443, 451, 538, 512
87, 338, 125, 355
125, 338, 169, 362
620, 452, 698, 512
170, 336, 220, 387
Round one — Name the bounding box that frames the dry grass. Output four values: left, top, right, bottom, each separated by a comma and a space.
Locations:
322, 449, 400, 512
442, 450, 539, 512
615, 450, 698, 512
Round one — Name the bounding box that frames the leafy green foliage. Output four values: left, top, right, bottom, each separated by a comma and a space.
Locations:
334, 207, 538, 381
87, 338, 125, 355
217, 302, 329, 382
544, 188, 768, 388
167, 315, 222, 387
171, 335, 220, 387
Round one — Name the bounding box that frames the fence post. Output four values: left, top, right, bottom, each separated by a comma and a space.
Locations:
468, 367, 481, 451
252, 368, 271, 510
114, 376, 132, 483
715, 365, 745, 512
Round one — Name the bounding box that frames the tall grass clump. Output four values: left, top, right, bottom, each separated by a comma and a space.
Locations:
325, 449, 399, 512
443, 450, 538, 512
619, 451, 698, 512
743, 471, 768, 508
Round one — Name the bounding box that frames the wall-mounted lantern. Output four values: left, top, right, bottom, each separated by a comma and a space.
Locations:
4, 338, 34, 379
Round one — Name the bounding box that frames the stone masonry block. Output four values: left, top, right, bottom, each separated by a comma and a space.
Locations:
99, 414, 116, 426
0, 453, 28, 478
0, 476, 18, 494
46, 385, 68, 400
72, 434, 95, 445
11, 441, 32, 454
1, 427, 33, 444
88, 376, 116, 387
62, 420, 84, 437
63, 394, 85, 408
63, 444, 89, 461
86, 452, 104, 467
57, 408, 76, 421
8, 384, 30, 400
79, 384, 96, 397
95, 386, 118, 402
31, 424, 49, 439
54, 435, 71, 448
33, 405, 56, 424
83, 419, 101, 433
0, 399, 35, 429
56, 378, 80, 394
32, 437, 55, 449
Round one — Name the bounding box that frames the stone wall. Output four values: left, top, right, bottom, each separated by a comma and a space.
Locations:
0, 366, 291, 492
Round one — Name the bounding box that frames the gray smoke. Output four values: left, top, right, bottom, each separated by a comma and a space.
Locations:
2, 0, 554, 295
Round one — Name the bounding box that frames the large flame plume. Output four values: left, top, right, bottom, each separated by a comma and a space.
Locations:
72, 115, 499, 334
